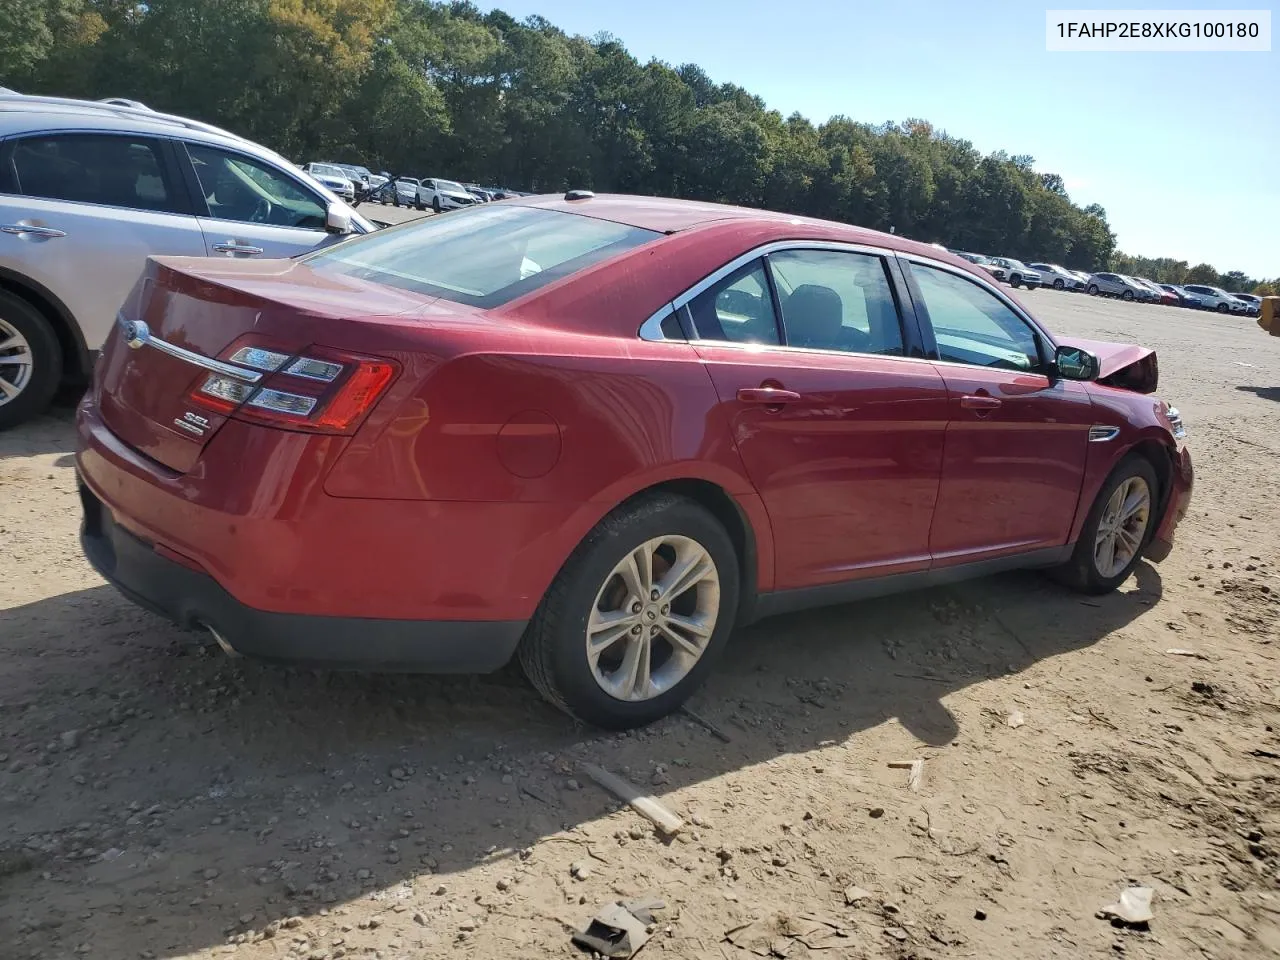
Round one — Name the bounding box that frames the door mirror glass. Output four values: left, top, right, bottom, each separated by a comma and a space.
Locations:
325, 202, 353, 235
1055, 345, 1100, 380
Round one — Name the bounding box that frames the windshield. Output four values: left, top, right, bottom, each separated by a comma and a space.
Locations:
311, 164, 347, 179
304, 205, 659, 309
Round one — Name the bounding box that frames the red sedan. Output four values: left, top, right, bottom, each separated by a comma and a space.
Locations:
77, 194, 1193, 728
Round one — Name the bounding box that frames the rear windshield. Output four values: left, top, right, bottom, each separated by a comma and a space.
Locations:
304, 205, 660, 308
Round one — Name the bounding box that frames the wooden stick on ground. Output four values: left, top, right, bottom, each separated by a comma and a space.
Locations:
582, 763, 684, 836
888, 759, 924, 793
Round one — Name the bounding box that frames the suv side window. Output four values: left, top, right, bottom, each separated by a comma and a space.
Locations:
8, 134, 181, 213
687, 259, 781, 345
911, 263, 1043, 373
185, 142, 326, 230
768, 249, 904, 355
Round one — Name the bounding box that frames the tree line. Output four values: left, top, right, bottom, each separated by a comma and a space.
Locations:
2, 0, 1273, 294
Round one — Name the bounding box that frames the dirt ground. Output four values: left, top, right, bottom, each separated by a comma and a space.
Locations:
3, 292, 1279, 960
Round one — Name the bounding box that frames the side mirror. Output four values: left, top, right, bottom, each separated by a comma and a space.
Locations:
325, 202, 353, 235
1055, 344, 1100, 381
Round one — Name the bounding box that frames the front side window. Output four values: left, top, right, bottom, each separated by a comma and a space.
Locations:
912, 263, 1043, 372
305, 204, 658, 309
768, 249, 904, 355
8, 134, 179, 213
686, 259, 780, 345
187, 143, 326, 230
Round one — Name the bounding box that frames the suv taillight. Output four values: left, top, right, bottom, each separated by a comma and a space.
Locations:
189, 339, 398, 434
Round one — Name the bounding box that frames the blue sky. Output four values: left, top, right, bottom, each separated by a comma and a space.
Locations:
481, 0, 1277, 277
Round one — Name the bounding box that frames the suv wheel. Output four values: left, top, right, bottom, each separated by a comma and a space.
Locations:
1053, 278, 1065, 290
1216, 302, 1229, 314
518, 493, 740, 729
1122, 290, 1134, 301
0, 291, 62, 430
432, 196, 442, 214
1052, 456, 1158, 594
1009, 274, 1022, 288
1087, 284, 1099, 295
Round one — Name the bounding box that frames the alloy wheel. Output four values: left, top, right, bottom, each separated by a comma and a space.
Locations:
586, 535, 720, 702
0, 318, 34, 408
1093, 476, 1151, 578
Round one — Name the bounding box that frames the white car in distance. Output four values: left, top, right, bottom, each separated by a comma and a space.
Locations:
416, 178, 478, 213
302, 162, 356, 201
1028, 262, 1085, 291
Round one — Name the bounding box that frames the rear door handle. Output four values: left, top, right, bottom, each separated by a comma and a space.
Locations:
211, 241, 265, 256
960, 394, 1002, 410
738, 387, 802, 404
1, 223, 66, 238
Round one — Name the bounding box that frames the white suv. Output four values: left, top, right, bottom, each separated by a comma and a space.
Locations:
1181, 284, 1250, 315
416, 178, 478, 213
0, 93, 373, 427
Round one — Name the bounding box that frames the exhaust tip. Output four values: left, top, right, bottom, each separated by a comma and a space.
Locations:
204, 625, 241, 658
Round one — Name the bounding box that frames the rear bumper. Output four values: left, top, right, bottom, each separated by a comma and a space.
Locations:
1146, 445, 1193, 563
79, 479, 526, 671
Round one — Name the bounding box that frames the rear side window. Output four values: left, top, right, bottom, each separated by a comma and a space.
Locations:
687, 259, 781, 345
768, 249, 904, 355
8, 134, 180, 213
305, 205, 659, 309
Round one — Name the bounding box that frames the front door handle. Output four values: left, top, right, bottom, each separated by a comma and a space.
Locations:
960, 394, 1002, 410
211, 241, 265, 256
1, 223, 67, 239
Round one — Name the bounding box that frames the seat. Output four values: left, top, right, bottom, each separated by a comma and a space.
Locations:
783, 284, 845, 350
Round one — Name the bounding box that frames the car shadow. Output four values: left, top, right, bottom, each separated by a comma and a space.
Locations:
1236, 385, 1280, 404
0, 562, 1160, 958
0, 398, 80, 460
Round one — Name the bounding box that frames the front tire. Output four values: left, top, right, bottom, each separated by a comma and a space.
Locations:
1122, 290, 1135, 301
0, 291, 62, 430
1053, 455, 1158, 594
1009, 274, 1022, 288
518, 493, 740, 729
1216, 302, 1229, 314
1087, 284, 1099, 296
1053, 278, 1065, 290
432, 196, 442, 214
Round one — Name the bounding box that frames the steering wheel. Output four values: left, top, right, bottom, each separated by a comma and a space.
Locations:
250, 197, 271, 224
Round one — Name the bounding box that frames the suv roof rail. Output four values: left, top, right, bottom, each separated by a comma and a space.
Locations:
0, 93, 247, 143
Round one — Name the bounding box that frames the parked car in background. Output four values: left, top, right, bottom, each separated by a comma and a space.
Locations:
1182, 284, 1250, 314
77, 193, 1193, 728
1069, 269, 1094, 287
334, 163, 384, 200
1086, 273, 1146, 301
302, 162, 357, 201
1137, 280, 1178, 306
955, 252, 1006, 282
1029, 262, 1085, 291
373, 176, 419, 206
416, 178, 477, 212
986, 257, 1042, 289
463, 183, 493, 202
0, 93, 372, 427
1125, 277, 1161, 302
482, 185, 519, 200
1160, 285, 1205, 309
1232, 293, 1262, 316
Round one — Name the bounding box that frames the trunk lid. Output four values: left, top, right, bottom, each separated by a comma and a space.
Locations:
96, 256, 431, 472
1056, 335, 1158, 393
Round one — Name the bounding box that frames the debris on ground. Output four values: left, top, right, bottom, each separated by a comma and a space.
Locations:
887, 759, 924, 792
571, 898, 666, 958
1006, 709, 1026, 729
582, 763, 684, 836
1099, 886, 1155, 928
1165, 648, 1210, 660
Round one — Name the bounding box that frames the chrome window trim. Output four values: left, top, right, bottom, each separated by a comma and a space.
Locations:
638, 301, 679, 342
639, 239, 901, 345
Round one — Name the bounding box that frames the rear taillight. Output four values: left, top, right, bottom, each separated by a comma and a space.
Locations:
189, 339, 398, 434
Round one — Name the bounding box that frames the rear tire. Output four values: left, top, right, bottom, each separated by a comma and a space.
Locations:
1052, 455, 1158, 595
518, 493, 740, 729
0, 291, 62, 430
